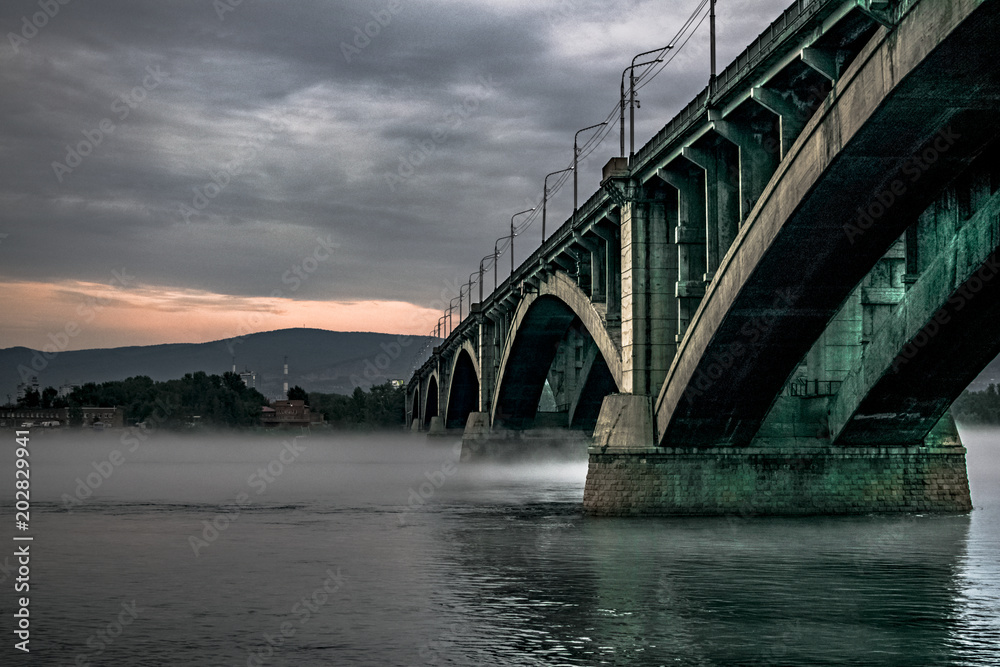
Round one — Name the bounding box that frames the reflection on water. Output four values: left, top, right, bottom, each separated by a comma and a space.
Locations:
0, 427, 997, 665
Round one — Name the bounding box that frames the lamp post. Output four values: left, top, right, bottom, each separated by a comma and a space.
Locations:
574, 121, 607, 224
446, 299, 458, 336
465, 271, 477, 317
493, 238, 504, 292
479, 253, 495, 303
543, 167, 573, 242
620, 49, 668, 159
509, 208, 535, 278
709, 0, 717, 95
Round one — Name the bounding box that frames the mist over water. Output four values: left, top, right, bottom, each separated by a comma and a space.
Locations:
1, 427, 998, 665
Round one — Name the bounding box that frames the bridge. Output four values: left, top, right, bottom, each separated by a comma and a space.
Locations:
407, 0, 1000, 515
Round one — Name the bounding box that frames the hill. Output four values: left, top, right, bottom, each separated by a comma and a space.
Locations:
2, 328, 438, 402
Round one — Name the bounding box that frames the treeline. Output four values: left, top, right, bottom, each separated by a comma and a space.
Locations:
306, 383, 406, 429
17, 372, 270, 427
15, 373, 406, 429
952, 384, 1000, 425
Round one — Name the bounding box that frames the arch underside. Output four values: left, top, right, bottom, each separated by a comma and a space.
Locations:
410, 388, 420, 426
832, 164, 1000, 445
655, 0, 1000, 447
494, 292, 620, 431
446, 349, 480, 429
423, 375, 439, 427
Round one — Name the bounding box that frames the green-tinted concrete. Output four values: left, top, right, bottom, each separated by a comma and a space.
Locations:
584, 446, 971, 516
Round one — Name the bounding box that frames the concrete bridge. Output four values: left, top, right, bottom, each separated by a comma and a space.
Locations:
407, 0, 1000, 515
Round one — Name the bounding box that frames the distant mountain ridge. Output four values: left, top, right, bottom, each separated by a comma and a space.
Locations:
1, 328, 439, 402
4, 327, 996, 406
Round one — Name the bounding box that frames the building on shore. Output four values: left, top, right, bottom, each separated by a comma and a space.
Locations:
0, 407, 125, 429
260, 399, 324, 428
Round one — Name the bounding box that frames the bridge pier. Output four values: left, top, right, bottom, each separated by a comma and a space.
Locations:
426, 415, 446, 436
585, 394, 970, 515
410, 0, 994, 516
583, 442, 971, 516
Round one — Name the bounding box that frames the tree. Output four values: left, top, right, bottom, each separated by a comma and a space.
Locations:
287, 385, 309, 404
20, 388, 40, 408
41, 386, 59, 409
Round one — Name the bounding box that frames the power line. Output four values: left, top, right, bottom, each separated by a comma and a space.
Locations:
455, 0, 713, 313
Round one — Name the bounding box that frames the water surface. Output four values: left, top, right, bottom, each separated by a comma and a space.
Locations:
1, 427, 998, 665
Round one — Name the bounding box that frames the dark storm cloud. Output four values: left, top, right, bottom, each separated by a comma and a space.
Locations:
0, 0, 791, 310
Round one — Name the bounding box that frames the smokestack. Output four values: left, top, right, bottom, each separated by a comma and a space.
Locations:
283, 355, 289, 397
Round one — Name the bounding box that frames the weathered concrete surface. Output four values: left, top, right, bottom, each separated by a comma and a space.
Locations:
410, 0, 991, 518
655, 0, 1000, 448
832, 185, 1000, 445
426, 415, 447, 436
491, 271, 621, 429
445, 346, 479, 428
591, 394, 654, 450
584, 446, 972, 516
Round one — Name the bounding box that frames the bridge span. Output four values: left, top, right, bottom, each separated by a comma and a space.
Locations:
407, 0, 1000, 515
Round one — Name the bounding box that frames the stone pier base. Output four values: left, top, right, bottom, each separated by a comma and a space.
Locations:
584, 393, 972, 515
583, 446, 972, 516
426, 416, 447, 437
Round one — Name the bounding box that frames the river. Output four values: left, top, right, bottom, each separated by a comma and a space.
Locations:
1, 426, 998, 665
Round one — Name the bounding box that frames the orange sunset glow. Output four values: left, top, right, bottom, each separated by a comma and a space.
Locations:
1, 280, 440, 351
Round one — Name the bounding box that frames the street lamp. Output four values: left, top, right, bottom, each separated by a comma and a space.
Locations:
479, 253, 495, 303
509, 208, 535, 278
447, 298, 459, 335
493, 238, 504, 292
469, 271, 483, 315
620, 48, 669, 160
574, 121, 607, 224
543, 167, 573, 242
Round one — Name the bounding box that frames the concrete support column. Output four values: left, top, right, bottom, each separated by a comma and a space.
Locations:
486, 310, 505, 416
619, 198, 647, 395
649, 195, 677, 392
751, 87, 808, 160
590, 237, 607, 303
713, 115, 780, 224
476, 311, 494, 414
860, 239, 905, 346
434, 350, 444, 424
619, 187, 677, 396
593, 218, 621, 323
658, 167, 706, 342
681, 142, 739, 279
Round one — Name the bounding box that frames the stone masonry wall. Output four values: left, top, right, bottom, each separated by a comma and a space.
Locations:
583, 446, 972, 516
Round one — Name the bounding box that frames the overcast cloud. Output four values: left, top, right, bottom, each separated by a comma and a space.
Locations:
0, 0, 792, 349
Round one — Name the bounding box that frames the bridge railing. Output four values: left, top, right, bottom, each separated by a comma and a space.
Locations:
631, 0, 837, 171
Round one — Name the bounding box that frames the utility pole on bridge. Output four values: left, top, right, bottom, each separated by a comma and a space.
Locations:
543, 168, 573, 242
509, 208, 535, 278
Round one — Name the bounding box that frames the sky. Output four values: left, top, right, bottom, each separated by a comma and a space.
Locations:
0, 0, 793, 352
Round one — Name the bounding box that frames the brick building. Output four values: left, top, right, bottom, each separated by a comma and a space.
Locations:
261, 400, 324, 428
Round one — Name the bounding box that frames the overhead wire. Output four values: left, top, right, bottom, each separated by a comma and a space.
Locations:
459, 0, 712, 306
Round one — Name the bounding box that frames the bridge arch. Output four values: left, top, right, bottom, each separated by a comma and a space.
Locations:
444, 342, 481, 429
654, 0, 1000, 447
422, 373, 439, 428
826, 154, 1000, 447
409, 386, 420, 428
492, 271, 622, 430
